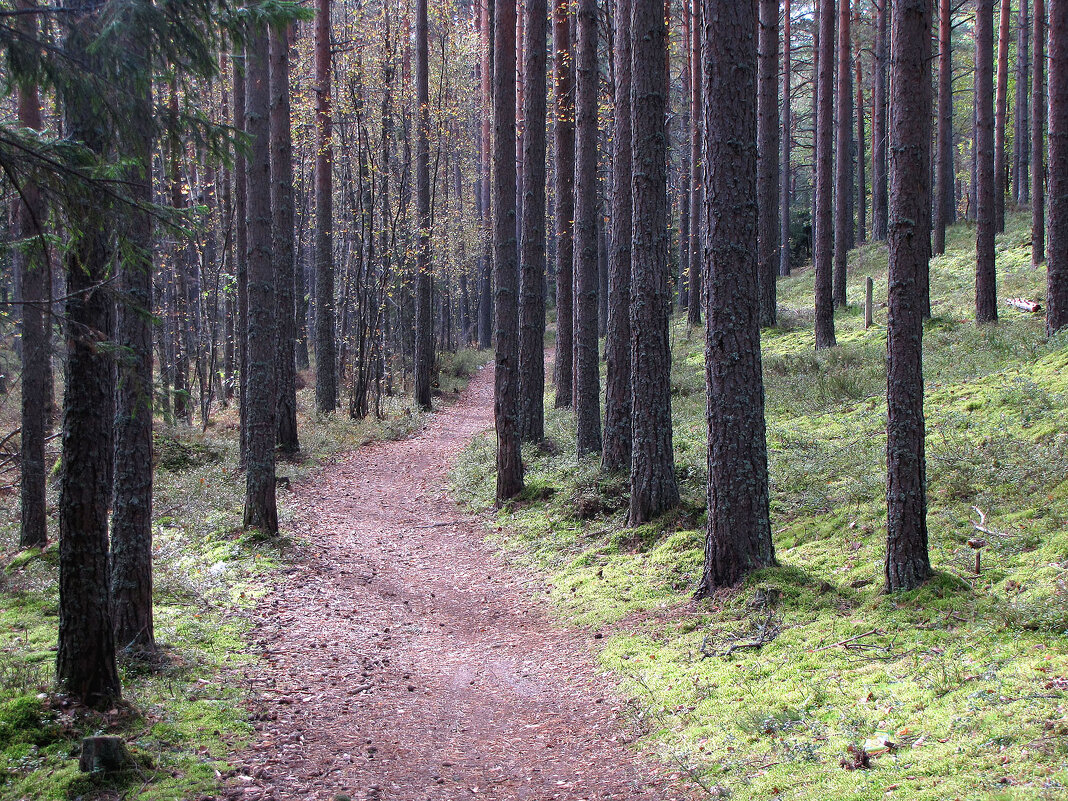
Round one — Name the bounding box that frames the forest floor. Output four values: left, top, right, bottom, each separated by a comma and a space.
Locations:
220, 364, 699, 801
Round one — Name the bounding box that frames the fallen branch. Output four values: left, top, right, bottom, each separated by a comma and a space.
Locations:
812, 628, 882, 653
1006, 297, 1041, 313
702, 610, 783, 659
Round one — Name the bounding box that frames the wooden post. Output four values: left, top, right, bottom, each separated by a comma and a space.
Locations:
865, 276, 874, 328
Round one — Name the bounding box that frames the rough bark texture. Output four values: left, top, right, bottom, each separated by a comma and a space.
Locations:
478, 0, 494, 349
698, 0, 774, 595
677, 0, 693, 306
687, 0, 703, 328
994, 0, 1010, 233
886, 0, 933, 593
1015, 0, 1031, 204
757, 0, 780, 326
111, 40, 155, 655
628, 0, 677, 523
15, 4, 48, 549
573, 0, 601, 457
244, 30, 279, 535
872, 0, 889, 241
57, 0, 121, 709
833, 0, 851, 308
414, 0, 433, 411
553, 0, 575, 408
270, 26, 299, 454
1050, 0, 1068, 334
1034, 0, 1047, 266
933, 0, 953, 255
314, 0, 337, 413
815, 0, 838, 346
494, 0, 524, 502
976, 0, 999, 323
856, 35, 867, 244
602, 0, 632, 473
234, 56, 250, 461
518, 0, 548, 443
780, 0, 792, 276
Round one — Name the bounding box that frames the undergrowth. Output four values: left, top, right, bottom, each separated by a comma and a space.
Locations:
0, 349, 489, 800
453, 212, 1068, 800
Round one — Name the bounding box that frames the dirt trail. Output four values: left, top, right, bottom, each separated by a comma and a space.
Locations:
222, 365, 698, 801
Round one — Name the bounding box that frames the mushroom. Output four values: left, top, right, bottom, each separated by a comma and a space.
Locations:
967, 537, 987, 575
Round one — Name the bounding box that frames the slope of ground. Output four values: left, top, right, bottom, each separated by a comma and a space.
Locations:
453, 212, 1068, 800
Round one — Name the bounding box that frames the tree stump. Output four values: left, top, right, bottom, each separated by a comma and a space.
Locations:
79, 736, 132, 773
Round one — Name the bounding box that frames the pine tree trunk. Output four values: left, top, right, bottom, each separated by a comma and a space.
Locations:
757, 0, 780, 327
833, 0, 851, 308
1049, 0, 1068, 333
855, 28, 867, 244
494, 0, 524, 502
244, 31, 279, 534
478, 0, 495, 349
780, 0, 793, 276
872, 0, 889, 240
687, 0, 703, 328
234, 56, 250, 462
602, 0, 632, 474
698, 0, 774, 594
574, 0, 601, 457
519, 0, 548, 443
414, 0, 433, 411
314, 0, 337, 412
677, 0, 692, 304
815, 0, 838, 346
1015, 0, 1031, 205
1034, 0, 1047, 266
553, 0, 575, 408
628, 0, 678, 522
976, 0, 999, 323
886, 0, 933, 592
57, 0, 121, 708
933, 0, 953, 255
994, 0, 1010, 233
111, 34, 155, 655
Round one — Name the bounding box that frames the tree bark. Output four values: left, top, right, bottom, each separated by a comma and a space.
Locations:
687, 0, 703, 328
933, 0, 953, 255
478, 0, 495, 349
519, 0, 548, 442
1015, 0, 1031, 204
872, 0, 889, 240
602, 0, 632, 473
314, 0, 336, 412
628, 0, 678, 522
1049, 0, 1068, 333
757, 0, 780, 327
886, 0, 933, 592
976, 0, 999, 323
244, 30, 279, 534
697, 0, 774, 595
855, 24, 867, 244
574, 0, 601, 457
414, 0, 433, 411
815, 0, 838, 346
833, 0, 851, 308
494, 0, 524, 502
780, 0, 792, 276
994, 0, 1010, 232
553, 0, 575, 408
1034, 0, 1047, 266
234, 56, 250, 461
677, 0, 693, 304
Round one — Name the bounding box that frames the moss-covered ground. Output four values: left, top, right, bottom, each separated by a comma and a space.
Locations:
0, 349, 488, 800
453, 212, 1068, 800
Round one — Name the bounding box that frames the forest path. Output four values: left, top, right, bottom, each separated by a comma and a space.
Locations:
221, 364, 697, 801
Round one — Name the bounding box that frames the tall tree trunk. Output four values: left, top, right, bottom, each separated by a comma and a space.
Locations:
244, 31, 279, 534
271, 25, 299, 454
933, 0, 953, 254
111, 35, 155, 655
1015, 0, 1031, 204
697, 0, 774, 594
687, 0, 703, 327
833, 0, 851, 308
414, 0, 433, 411
855, 26, 867, 244
628, 0, 678, 522
994, 0, 1010, 232
872, 0, 889, 240
757, 0, 780, 326
1049, 0, 1068, 333
15, 0, 49, 550
815, 0, 838, 346
574, 0, 601, 457
677, 0, 693, 304
234, 56, 250, 462
519, 0, 548, 442
780, 0, 793, 276
1034, 0, 1047, 266
886, 0, 933, 592
314, 0, 337, 412
494, 0, 524, 502
603, 0, 632, 473
553, 0, 575, 408
57, 0, 121, 708
478, 0, 495, 349
976, 0, 999, 323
